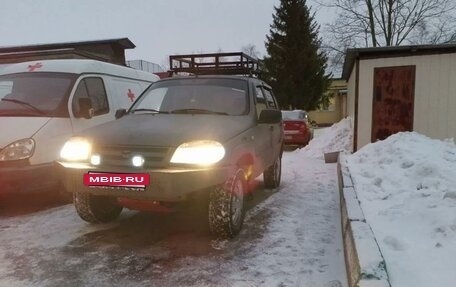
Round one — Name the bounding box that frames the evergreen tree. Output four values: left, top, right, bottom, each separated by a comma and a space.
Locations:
262, 0, 330, 110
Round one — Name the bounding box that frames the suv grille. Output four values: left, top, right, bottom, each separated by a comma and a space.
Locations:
94, 145, 172, 168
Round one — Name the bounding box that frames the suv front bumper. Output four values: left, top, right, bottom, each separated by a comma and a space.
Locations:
57, 162, 235, 202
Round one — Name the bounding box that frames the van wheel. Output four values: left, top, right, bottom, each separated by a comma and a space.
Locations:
208, 169, 246, 238
263, 155, 282, 189
73, 192, 122, 223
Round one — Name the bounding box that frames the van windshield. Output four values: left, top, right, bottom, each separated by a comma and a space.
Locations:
0, 72, 77, 117
131, 78, 249, 116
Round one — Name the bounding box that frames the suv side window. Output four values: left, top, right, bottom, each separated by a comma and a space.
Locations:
255, 86, 267, 119
263, 87, 277, 109
72, 77, 109, 117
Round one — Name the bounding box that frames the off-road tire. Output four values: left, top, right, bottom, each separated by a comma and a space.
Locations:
208, 169, 246, 238
263, 155, 282, 189
73, 192, 123, 223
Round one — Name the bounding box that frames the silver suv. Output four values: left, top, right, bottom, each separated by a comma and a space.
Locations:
58, 75, 283, 238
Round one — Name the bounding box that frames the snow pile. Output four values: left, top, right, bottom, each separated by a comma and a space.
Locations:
346, 132, 456, 287
301, 117, 353, 159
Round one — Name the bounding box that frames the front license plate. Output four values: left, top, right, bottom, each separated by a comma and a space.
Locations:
83, 172, 150, 189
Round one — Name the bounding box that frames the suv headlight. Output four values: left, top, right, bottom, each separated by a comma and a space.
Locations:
0, 138, 35, 161
170, 140, 225, 165
60, 137, 92, 161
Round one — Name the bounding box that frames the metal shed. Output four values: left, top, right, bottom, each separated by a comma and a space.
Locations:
342, 44, 456, 150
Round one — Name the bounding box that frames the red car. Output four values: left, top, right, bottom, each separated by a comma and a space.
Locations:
282, 110, 313, 146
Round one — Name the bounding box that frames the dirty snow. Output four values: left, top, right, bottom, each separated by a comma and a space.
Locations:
301, 118, 353, 159
346, 132, 456, 287
0, 152, 347, 287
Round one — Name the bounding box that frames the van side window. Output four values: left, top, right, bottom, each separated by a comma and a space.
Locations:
0, 81, 13, 99
255, 86, 267, 119
72, 77, 109, 117
263, 87, 277, 109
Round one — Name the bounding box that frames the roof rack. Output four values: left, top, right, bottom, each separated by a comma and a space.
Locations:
169, 52, 259, 76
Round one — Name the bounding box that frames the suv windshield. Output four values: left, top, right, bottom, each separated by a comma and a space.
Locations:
131, 78, 248, 116
0, 72, 76, 117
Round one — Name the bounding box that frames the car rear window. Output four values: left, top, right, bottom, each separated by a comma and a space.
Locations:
282, 110, 307, 120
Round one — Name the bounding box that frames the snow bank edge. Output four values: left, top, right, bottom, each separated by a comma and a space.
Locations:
338, 154, 391, 287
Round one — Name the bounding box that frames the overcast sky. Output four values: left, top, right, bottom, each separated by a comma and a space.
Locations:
0, 0, 333, 67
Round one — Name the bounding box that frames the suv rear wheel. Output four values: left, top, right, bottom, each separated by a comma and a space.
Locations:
74, 192, 123, 223
208, 169, 246, 238
263, 155, 282, 188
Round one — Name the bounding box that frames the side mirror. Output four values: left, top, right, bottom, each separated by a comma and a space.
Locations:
258, 109, 282, 124
78, 98, 94, 119
115, 108, 127, 119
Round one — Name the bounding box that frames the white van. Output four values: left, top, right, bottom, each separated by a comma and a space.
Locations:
0, 59, 159, 194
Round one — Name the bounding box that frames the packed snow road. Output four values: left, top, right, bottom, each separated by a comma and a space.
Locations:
0, 151, 347, 287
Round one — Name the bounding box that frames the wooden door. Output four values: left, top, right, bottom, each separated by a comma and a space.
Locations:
372, 66, 415, 141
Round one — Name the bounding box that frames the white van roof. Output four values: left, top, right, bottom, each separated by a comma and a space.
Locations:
0, 59, 159, 82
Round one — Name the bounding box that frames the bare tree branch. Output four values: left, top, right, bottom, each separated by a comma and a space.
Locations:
316, 0, 456, 74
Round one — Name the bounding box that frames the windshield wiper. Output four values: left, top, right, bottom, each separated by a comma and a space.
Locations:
169, 108, 228, 115
130, 108, 169, 114
1, 98, 47, 115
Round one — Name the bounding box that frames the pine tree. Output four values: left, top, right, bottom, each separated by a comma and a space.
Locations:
262, 0, 330, 110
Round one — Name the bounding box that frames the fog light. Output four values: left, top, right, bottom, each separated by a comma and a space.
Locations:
90, 154, 101, 166
132, 155, 145, 167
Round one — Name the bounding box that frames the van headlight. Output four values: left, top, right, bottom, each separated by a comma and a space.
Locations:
60, 137, 92, 162
0, 138, 35, 161
170, 140, 225, 165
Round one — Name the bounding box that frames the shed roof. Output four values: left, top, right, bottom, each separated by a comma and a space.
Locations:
0, 38, 135, 53
342, 43, 456, 80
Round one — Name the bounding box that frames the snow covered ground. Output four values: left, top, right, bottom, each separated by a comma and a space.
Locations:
292, 118, 456, 286
312, 127, 328, 139
301, 118, 353, 159
0, 152, 347, 287
346, 132, 456, 287
8, 117, 448, 287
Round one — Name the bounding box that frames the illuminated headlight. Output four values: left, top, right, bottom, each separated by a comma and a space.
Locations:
132, 155, 145, 167
170, 140, 225, 165
60, 137, 92, 161
0, 138, 35, 161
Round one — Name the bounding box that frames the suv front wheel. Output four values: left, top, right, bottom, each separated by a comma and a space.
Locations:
208, 169, 246, 238
263, 155, 282, 189
74, 192, 123, 223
